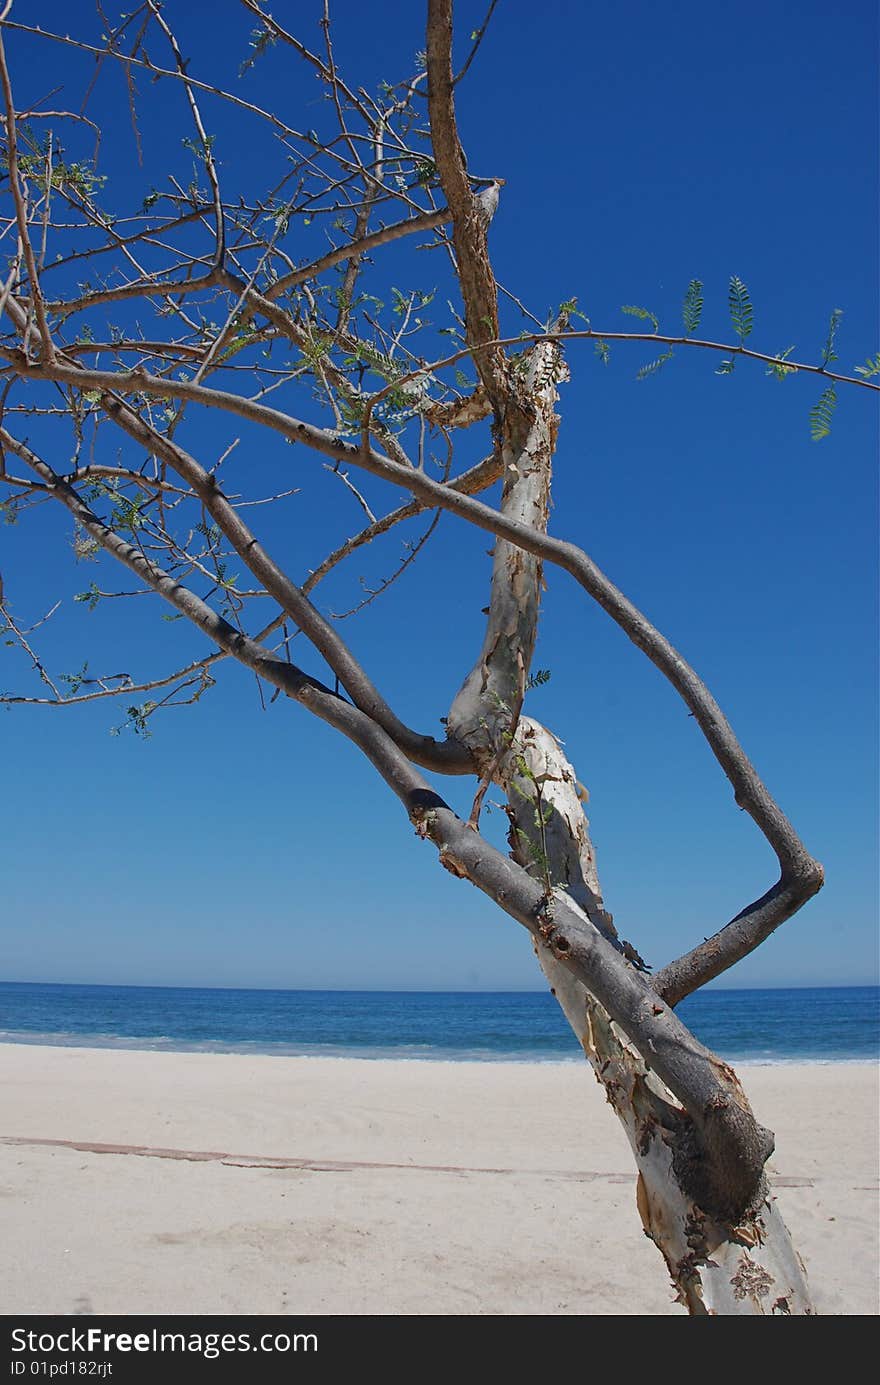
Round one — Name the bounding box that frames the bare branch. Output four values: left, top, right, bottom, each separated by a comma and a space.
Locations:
426, 0, 505, 409
0, 18, 327, 147
0, 589, 62, 696
239, 0, 375, 134
145, 1, 225, 270
266, 206, 451, 299
0, 334, 472, 773
329, 509, 441, 621
11, 355, 822, 986
322, 462, 376, 524
0, 666, 215, 711
302, 448, 501, 596
453, 0, 501, 85
0, 26, 54, 357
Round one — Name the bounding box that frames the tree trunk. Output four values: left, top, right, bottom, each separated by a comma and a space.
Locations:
504, 718, 815, 1315
436, 282, 815, 1309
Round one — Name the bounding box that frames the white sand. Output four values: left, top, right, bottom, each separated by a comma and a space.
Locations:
1, 1045, 877, 1316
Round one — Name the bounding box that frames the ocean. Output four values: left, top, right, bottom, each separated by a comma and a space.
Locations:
0, 982, 877, 1064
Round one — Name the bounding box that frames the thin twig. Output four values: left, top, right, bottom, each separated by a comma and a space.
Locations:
0, 27, 55, 357
453, 0, 501, 85
0, 592, 62, 696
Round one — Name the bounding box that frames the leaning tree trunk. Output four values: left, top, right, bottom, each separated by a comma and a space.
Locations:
440, 333, 815, 1310
502, 718, 814, 1315
439, 326, 814, 1314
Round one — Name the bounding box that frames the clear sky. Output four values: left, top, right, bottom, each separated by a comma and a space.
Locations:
1, 0, 877, 991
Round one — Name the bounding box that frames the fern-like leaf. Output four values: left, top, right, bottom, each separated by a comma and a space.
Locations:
682, 279, 704, 336
621, 304, 659, 334
854, 351, 880, 379
637, 347, 674, 380
716, 357, 736, 375
526, 668, 552, 690
728, 276, 753, 341
594, 339, 611, 365
810, 384, 837, 440
765, 346, 797, 380
821, 309, 843, 367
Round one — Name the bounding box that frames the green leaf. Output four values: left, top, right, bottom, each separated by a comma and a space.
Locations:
621, 304, 659, 333
809, 384, 837, 440
716, 357, 736, 375
593, 339, 610, 365
526, 668, 551, 690
821, 308, 843, 367
59, 661, 89, 694
728, 276, 753, 342
854, 351, 880, 379
73, 583, 101, 611
682, 279, 704, 336
765, 346, 797, 380
637, 347, 674, 380
239, 25, 277, 76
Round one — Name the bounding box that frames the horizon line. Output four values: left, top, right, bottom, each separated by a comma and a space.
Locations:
2, 979, 877, 995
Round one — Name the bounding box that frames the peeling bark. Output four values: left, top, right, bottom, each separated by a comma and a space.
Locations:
507, 721, 815, 1314
447, 333, 567, 762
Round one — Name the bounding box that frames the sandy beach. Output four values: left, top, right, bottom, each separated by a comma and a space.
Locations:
1, 1044, 877, 1316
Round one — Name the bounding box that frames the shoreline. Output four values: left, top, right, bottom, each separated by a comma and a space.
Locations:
2, 1044, 877, 1315
0, 1036, 876, 1064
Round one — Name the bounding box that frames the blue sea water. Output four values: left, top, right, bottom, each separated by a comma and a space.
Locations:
0, 982, 877, 1064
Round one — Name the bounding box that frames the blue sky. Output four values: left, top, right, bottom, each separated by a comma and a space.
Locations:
1, 0, 877, 991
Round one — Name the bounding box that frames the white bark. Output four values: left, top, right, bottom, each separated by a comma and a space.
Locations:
507, 718, 815, 1315
447, 333, 567, 759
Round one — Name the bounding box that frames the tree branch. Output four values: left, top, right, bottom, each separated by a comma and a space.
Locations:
266, 206, 451, 300
0, 324, 473, 775
10, 355, 821, 990
426, 0, 506, 410
0, 26, 54, 358
145, 1, 225, 270
367, 329, 880, 400
302, 448, 502, 596
0, 18, 327, 148
453, 0, 501, 85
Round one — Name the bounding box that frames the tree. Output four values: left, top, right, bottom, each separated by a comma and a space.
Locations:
0, 0, 875, 1315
